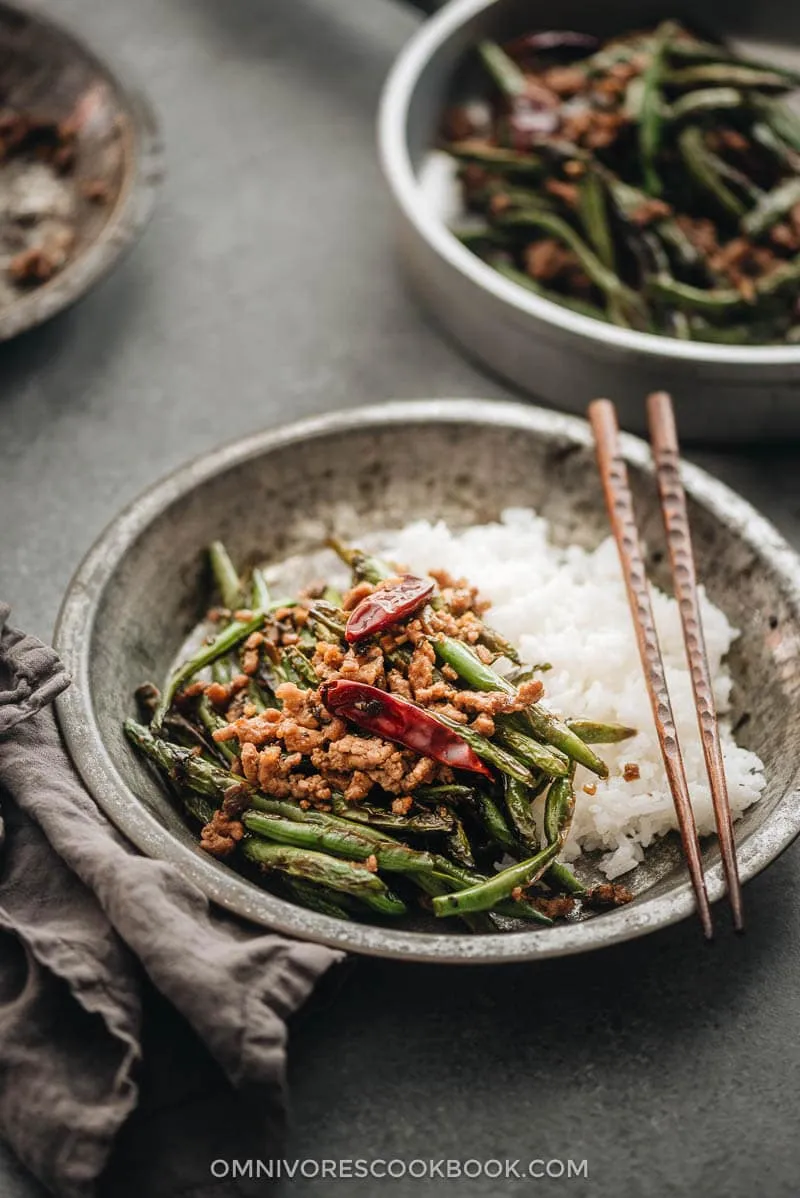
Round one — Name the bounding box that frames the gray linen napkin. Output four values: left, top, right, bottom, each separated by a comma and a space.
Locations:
0, 603, 343, 1198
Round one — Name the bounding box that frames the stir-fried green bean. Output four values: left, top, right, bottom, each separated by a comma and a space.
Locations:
128, 541, 633, 935
566, 719, 637, 744
243, 840, 408, 916
440, 23, 800, 343
209, 540, 244, 612
433, 636, 609, 777
503, 776, 541, 849
151, 600, 292, 731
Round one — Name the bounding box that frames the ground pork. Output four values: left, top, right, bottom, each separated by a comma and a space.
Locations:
200, 810, 244, 858
338, 645, 385, 687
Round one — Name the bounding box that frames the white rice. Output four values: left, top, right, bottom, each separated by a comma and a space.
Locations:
379, 509, 766, 879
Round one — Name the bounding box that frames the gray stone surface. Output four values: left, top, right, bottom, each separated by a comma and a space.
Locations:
0, 0, 799, 1194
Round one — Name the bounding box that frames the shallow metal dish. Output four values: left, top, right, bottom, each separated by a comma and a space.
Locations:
379, 0, 800, 440
0, 0, 161, 340
54, 400, 800, 962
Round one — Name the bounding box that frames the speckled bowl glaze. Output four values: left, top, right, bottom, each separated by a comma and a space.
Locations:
54, 401, 800, 962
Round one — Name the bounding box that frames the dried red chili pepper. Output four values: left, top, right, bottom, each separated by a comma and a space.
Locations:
319, 680, 492, 778
345, 574, 435, 643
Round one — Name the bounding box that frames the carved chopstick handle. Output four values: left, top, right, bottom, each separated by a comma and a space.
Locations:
648, 391, 742, 931
589, 399, 712, 939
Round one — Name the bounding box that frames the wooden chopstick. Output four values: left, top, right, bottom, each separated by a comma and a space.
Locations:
647, 391, 743, 932
588, 398, 713, 940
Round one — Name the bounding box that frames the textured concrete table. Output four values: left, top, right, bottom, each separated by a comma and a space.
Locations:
1, 1, 799, 1195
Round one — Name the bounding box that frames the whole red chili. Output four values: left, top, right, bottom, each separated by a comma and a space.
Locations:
320, 680, 492, 778
345, 574, 435, 643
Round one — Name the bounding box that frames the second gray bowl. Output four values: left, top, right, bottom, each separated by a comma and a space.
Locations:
379, 0, 800, 440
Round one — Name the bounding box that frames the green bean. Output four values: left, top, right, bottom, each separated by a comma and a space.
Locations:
283, 645, 319, 689
250, 793, 417, 844
242, 839, 407, 916
413, 784, 477, 803
414, 872, 495, 933
243, 811, 440, 876
607, 177, 701, 270
546, 861, 586, 896
151, 600, 292, 731
445, 140, 543, 175
283, 877, 353, 920
623, 75, 646, 120
332, 800, 454, 836
543, 775, 576, 846
756, 255, 800, 298
197, 695, 239, 764
639, 23, 673, 195
307, 601, 347, 640
657, 221, 704, 272
646, 275, 745, 313
577, 171, 630, 326
495, 209, 646, 322
491, 899, 553, 926
506, 663, 551, 683
494, 723, 570, 777
667, 39, 800, 88
425, 863, 553, 924
476, 791, 517, 854
750, 121, 800, 170
432, 636, 608, 777
432, 842, 559, 917
688, 318, 784, 344
667, 309, 693, 339
478, 40, 527, 99
446, 812, 477, 869
668, 86, 744, 121
125, 719, 232, 799
208, 540, 243, 611
432, 709, 536, 785
251, 567, 271, 609
246, 679, 272, 712
455, 227, 514, 253
584, 35, 655, 77
182, 791, 217, 826
566, 719, 637, 744
248, 795, 469, 889
503, 776, 541, 849
678, 125, 747, 218
211, 655, 233, 686
327, 537, 393, 585
578, 171, 616, 269
475, 622, 522, 665
743, 178, 800, 238
755, 98, 800, 153
664, 64, 796, 91
489, 258, 610, 322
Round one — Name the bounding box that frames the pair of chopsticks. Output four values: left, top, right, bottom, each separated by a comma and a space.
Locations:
589, 393, 741, 939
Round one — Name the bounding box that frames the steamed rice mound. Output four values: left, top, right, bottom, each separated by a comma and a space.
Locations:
381, 509, 765, 879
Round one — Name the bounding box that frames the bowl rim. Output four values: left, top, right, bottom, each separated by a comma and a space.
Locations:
54, 399, 800, 963
377, 0, 800, 369
0, 0, 163, 342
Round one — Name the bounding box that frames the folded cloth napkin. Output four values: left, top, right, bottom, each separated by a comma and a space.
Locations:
0, 603, 343, 1198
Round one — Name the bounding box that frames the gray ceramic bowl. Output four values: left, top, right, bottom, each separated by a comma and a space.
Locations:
0, 1, 162, 340
379, 0, 800, 440
54, 400, 800, 962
